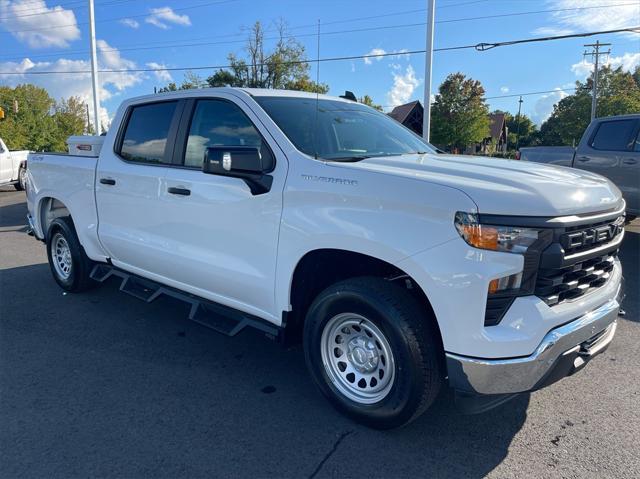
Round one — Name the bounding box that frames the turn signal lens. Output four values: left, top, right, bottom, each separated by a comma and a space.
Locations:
488, 272, 523, 295
454, 212, 541, 254
458, 223, 499, 250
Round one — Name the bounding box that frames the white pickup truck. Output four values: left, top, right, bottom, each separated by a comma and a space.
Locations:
0, 137, 28, 190
26, 88, 625, 429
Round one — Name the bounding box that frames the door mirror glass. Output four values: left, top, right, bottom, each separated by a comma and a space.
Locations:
203, 146, 264, 176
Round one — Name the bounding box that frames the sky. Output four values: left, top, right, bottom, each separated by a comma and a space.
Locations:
0, 0, 639, 128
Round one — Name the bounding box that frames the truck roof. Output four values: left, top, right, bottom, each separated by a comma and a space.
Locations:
124, 87, 353, 106
595, 113, 640, 121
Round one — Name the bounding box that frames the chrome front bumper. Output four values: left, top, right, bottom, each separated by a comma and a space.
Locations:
446, 289, 621, 395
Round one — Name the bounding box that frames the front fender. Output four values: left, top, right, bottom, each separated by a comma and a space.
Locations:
275, 154, 477, 315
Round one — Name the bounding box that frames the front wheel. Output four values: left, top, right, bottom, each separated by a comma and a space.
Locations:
304, 277, 443, 429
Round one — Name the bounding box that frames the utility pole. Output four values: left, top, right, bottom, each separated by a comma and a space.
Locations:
85, 103, 91, 134
422, 0, 435, 141
88, 0, 101, 135
583, 40, 611, 121
515, 96, 523, 151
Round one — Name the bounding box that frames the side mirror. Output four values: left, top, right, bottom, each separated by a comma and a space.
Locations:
203, 146, 273, 195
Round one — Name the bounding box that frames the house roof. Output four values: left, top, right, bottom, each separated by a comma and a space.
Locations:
488, 112, 506, 140
388, 100, 422, 123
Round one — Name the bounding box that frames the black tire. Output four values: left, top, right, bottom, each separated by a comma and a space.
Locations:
303, 276, 443, 429
13, 167, 26, 191
46, 216, 96, 292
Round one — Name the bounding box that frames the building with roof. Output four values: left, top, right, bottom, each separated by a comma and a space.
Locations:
388, 101, 424, 135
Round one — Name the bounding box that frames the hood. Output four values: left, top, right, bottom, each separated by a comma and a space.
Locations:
335, 153, 623, 217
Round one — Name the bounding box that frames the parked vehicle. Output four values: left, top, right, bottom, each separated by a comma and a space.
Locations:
26, 89, 625, 428
519, 114, 640, 218
0, 137, 28, 190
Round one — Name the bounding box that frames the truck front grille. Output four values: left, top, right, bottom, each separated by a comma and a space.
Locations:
535, 252, 617, 306
481, 209, 624, 326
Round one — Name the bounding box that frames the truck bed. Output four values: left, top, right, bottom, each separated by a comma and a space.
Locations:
27, 153, 104, 260
518, 146, 575, 166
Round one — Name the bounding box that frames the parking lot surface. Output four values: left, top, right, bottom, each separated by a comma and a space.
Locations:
1, 187, 639, 478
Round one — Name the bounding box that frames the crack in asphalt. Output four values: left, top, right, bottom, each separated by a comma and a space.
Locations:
308, 430, 354, 479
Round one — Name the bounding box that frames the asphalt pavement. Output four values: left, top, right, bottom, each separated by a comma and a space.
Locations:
1, 187, 638, 479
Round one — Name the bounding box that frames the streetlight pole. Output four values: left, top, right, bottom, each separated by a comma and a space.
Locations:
88, 0, 101, 134
422, 0, 435, 142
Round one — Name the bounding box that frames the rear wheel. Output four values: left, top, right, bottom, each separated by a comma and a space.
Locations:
304, 277, 443, 429
46, 217, 96, 292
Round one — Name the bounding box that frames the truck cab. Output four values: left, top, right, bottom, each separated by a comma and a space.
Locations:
573, 115, 640, 217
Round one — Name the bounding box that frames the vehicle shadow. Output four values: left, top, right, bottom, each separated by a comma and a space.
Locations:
0, 263, 527, 479
0, 198, 27, 228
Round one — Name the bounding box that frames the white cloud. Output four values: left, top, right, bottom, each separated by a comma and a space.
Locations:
538, 0, 640, 37
531, 88, 569, 125
146, 62, 172, 82
0, 0, 80, 48
570, 59, 594, 79
571, 52, 640, 79
363, 48, 411, 65
386, 65, 421, 107
363, 48, 386, 65
119, 18, 139, 29
0, 40, 144, 129
500, 86, 509, 93
145, 6, 191, 30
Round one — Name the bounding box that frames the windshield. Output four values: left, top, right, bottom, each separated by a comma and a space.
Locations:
254, 96, 437, 161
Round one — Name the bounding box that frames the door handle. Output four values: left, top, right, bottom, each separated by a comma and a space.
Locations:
576, 156, 590, 162
99, 178, 116, 185
622, 158, 637, 165
167, 186, 191, 196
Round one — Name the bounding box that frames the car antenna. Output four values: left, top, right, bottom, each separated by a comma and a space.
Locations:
314, 19, 320, 160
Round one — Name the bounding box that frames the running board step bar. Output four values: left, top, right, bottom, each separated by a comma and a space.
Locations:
90, 264, 281, 339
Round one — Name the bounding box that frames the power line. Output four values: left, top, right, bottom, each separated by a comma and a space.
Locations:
2, 7, 639, 62
1, 1, 636, 35
1, 26, 637, 76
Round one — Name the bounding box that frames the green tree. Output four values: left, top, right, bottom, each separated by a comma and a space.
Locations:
157, 71, 206, 93
492, 110, 537, 150
539, 66, 640, 145
157, 82, 178, 93
0, 85, 87, 152
430, 73, 490, 151
359, 95, 383, 111
51, 96, 87, 151
0, 84, 56, 151
197, 20, 327, 93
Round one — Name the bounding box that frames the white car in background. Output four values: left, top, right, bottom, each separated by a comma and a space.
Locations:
0, 137, 28, 191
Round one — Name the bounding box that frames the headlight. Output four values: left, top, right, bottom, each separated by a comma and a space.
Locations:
454, 212, 540, 254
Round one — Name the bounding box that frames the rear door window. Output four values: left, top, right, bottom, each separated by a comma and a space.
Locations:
119, 101, 178, 164
590, 119, 637, 151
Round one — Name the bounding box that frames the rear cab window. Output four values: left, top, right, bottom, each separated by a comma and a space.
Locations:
117, 101, 179, 164
589, 119, 638, 151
